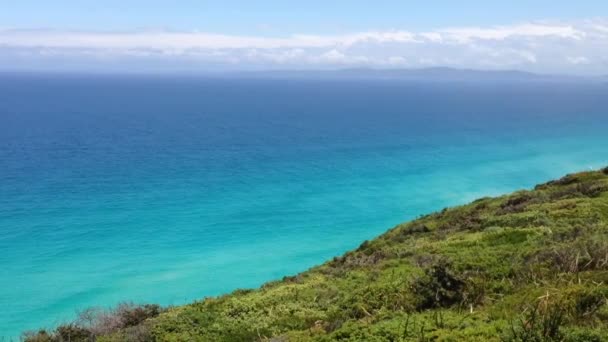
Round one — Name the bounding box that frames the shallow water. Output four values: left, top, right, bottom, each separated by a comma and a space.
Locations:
1, 74, 607, 337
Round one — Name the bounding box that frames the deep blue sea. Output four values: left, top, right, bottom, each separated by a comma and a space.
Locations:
1, 73, 607, 338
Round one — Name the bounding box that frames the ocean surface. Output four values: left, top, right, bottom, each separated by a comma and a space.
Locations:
1, 73, 607, 338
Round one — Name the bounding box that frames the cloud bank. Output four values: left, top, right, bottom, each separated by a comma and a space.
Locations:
1, 20, 607, 74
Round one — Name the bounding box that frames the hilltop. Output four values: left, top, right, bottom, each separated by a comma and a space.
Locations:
25, 168, 608, 341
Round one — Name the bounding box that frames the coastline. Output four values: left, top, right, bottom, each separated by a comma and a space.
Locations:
23, 167, 608, 341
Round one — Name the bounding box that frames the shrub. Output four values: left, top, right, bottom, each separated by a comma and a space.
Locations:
23, 325, 93, 342
526, 239, 608, 274
438, 213, 483, 232
121, 323, 155, 342
571, 290, 606, 320
411, 260, 465, 310
55, 324, 93, 341
116, 303, 162, 328
562, 328, 605, 342
22, 303, 162, 342
504, 300, 566, 342
79, 303, 163, 335
576, 183, 608, 197
499, 193, 534, 215
390, 223, 431, 243
555, 174, 579, 186
21, 330, 54, 342
550, 182, 608, 200
403, 224, 431, 235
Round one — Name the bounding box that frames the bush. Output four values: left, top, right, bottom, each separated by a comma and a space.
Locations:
526, 240, 608, 274
411, 260, 465, 310
79, 303, 162, 335
499, 193, 534, 215
116, 303, 162, 328
555, 174, 579, 186
55, 324, 93, 341
22, 330, 54, 342
504, 300, 566, 342
550, 182, 608, 200
23, 324, 93, 342
22, 303, 162, 342
402, 224, 431, 235
563, 328, 605, 342
571, 290, 606, 320
121, 323, 155, 342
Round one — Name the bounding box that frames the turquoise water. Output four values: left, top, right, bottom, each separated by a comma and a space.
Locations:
1, 74, 607, 338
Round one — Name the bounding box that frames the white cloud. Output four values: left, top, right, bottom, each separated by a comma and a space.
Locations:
1, 19, 607, 74
386, 56, 407, 65
437, 23, 585, 44
419, 32, 443, 43
593, 25, 608, 33
314, 49, 369, 65
0, 29, 418, 50
567, 56, 590, 65
320, 49, 345, 61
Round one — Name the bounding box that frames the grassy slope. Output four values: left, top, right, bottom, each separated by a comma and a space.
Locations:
30, 169, 608, 341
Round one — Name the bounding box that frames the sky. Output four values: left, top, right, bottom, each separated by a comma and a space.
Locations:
1, 1, 607, 74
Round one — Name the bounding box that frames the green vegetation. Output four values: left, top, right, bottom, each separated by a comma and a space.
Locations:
25, 168, 608, 341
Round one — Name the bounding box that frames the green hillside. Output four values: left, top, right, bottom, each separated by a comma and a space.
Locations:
26, 168, 608, 341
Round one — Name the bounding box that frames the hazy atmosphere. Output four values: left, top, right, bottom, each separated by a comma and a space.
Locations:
1, 1, 607, 74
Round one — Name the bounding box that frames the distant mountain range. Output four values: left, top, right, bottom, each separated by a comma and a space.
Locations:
2, 68, 604, 83
229, 67, 601, 82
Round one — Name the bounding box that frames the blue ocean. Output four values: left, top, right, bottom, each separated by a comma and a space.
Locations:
1, 73, 607, 338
